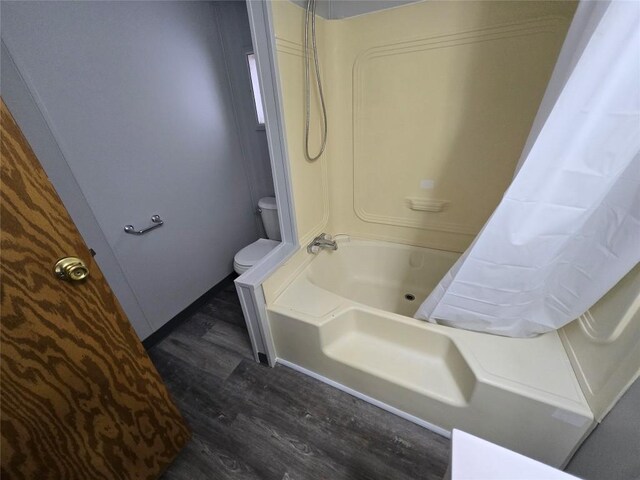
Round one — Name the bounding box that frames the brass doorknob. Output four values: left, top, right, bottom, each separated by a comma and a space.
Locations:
54, 257, 89, 282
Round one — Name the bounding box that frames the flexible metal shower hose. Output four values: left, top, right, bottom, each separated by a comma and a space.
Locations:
304, 0, 328, 161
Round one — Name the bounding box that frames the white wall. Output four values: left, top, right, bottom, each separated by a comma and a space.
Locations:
1, 1, 270, 338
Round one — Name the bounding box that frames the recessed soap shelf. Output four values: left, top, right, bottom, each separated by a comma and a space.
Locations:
405, 197, 448, 212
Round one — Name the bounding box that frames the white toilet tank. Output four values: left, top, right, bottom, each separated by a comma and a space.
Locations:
259, 197, 281, 241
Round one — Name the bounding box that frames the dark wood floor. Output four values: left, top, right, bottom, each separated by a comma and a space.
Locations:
148, 278, 450, 480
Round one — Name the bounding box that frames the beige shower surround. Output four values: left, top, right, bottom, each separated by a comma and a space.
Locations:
273, 0, 577, 251
265, 0, 639, 470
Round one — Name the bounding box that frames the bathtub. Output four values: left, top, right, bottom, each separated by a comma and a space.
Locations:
266, 237, 595, 467
306, 237, 459, 317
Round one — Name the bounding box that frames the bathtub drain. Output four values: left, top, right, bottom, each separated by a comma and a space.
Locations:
404, 293, 415, 301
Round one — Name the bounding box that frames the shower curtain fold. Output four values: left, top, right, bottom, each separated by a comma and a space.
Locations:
415, 0, 640, 337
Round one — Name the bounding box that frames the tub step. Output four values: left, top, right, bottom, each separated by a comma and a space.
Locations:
321, 310, 476, 406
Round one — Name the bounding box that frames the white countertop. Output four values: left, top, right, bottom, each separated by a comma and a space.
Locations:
450, 429, 582, 480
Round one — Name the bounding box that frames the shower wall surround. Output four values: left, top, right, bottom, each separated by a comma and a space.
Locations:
274, 0, 577, 253
272, 3, 331, 246
263, 2, 639, 468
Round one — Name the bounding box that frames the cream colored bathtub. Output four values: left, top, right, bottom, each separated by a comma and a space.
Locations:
306, 237, 459, 317
266, 237, 595, 467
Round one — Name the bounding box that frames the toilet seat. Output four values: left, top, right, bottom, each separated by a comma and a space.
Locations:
234, 238, 279, 274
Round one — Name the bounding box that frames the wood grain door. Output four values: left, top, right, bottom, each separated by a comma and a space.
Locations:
0, 100, 190, 479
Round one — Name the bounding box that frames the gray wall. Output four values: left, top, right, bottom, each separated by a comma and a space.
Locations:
1, 40, 154, 338
1, 1, 271, 338
566, 378, 640, 480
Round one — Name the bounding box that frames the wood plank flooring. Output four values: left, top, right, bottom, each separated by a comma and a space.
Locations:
148, 278, 450, 480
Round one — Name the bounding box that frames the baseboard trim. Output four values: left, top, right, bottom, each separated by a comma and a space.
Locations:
276, 358, 451, 439
142, 272, 237, 350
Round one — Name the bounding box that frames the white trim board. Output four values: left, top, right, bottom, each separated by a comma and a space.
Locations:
236, 0, 302, 366
246, 0, 298, 248
277, 358, 452, 439
235, 242, 297, 365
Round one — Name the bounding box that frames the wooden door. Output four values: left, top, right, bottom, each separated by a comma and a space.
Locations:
0, 100, 189, 479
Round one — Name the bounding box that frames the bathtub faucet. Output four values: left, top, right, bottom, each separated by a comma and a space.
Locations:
307, 233, 337, 254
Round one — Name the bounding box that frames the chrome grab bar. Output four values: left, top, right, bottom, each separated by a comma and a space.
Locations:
124, 215, 163, 235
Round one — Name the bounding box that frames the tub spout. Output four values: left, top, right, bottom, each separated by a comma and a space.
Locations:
307, 233, 338, 254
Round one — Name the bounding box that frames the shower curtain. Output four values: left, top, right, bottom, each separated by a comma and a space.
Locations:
415, 0, 640, 337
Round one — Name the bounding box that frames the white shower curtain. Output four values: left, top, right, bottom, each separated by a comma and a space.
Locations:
415, 0, 640, 337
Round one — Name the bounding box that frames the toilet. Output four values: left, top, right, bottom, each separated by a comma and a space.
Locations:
233, 197, 281, 275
